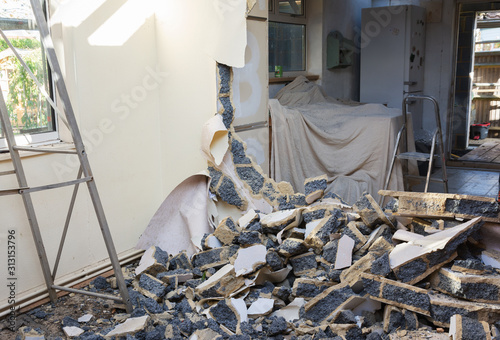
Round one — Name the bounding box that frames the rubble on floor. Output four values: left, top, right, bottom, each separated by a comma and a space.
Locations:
8, 187, 500, 339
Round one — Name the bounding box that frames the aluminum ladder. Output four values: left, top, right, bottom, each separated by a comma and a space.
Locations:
0, 0, 132, 313
383, 94, 448, 194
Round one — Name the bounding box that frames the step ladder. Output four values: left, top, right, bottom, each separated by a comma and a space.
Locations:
383, 94, 448, 194
0, 0, 132, 313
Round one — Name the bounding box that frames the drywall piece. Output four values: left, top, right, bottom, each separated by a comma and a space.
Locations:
106, 315, 149, 337
202, 0, 247, 68
190, 328, 224, 340
482, 250, 500, 270
304, 174, 328, 204
289, 252, 317, 276
204, 234, 223, 250
191, 245, 239, 271
304, 210, 344, 250
360, 273, 431, 316
201, 114, 229, 166
429, 291, 500, 327
379, 190, 500, 222
449, 314, 491, 340
272, 298, 305, 322
78, 314, 93, 323
354, 192, 394, 229
430, 267, 500, 303
254, 265, 291, 285
247, 298, 274, 317
389, 217, 482, 284
334, 234, 355, 270
213, 216, 240, 245
292, 278, 336, 299
261, 208, 302, 234
303, 283, 357, 323
135, 246, 169, 277
63, 326, 84, 337
137, 174, 212, 256
393, 229, 425, 243
234, 244, 267, 276
238, 209, 259, 229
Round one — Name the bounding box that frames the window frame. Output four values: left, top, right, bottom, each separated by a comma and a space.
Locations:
0, 0, 59, 150
268, 0, 307, 78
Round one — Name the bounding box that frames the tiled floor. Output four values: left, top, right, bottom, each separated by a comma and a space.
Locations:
410, 167, 499, 198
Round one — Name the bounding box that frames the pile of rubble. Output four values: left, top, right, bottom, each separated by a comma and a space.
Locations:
33, 186, 499, 339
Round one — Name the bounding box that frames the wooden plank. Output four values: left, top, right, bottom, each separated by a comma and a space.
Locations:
459, 142, 498, 161
378, 190, 500, 222
478, 143, 500, 163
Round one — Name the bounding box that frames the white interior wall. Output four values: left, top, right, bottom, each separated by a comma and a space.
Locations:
0, 0, 229, 311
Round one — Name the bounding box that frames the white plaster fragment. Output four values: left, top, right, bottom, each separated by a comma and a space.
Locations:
234, 244, 267, 276
106, 315, 149, 337
247, 298, 274, 317
334, 234, 355, 269
78, 314, 93, 323
63, 326, 84, 337
272, 298, 305, 322
231, 297, 248, 323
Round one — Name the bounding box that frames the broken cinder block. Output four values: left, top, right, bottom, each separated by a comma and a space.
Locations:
354, 192, 394, 229
449, 314, 492, 340
290, 252, 317, 276
291, 278, 336, 299
135, 246, 169, 277
302, 283, 358, 323
304, 210, 344, 251
304, 174, 328, 204
191, 245, 239, 271
213, 217, 240, 245
430, 267, 500, 303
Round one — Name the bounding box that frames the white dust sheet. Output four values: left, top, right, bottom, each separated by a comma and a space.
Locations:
270, 77, 413, 204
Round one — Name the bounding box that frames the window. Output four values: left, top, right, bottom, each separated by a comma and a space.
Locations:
268, 0, 306, 73
0, 0, 57, 149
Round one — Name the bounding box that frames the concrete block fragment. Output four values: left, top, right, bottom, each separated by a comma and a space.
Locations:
261, 208, 302, 234
331, 310, 357, 324
292, 278, 336, 299
290, 252, 317, 276
135, 246, 169, 277
156, 269, 193, 284
170, 250, 193, 270
137, 273, 169, 302
278, 238, 308, 257
357, 225, 393, 256
449, 314, 491, 340
304, 174, 328, 204
238, 230, 262, 245
303, 283, 357, 323
277, 193, 307, 210
383, 306, 418, 333
340, 252, 377, 285
354, 192, 394, 229
360, 273, 431, 316
379, 190, 500, 222
322, 238, 340, 265
214, 216, 240, 245
344, 221, 368, 252
215, 175, 246, 210
191, 245, 239, 271
390, 217, 482, 284
302, 206, 327, 224
429, 291, 500, 327
430, 267, 500, 303
236, 165, 265, 195
106, 315, 149, 337
451, 258, 487, 275
209, 298, 247, 333
266, 249, 285, 271
195, 264, 245, 299
370, 252, 391, 277
305, 210, 344, 250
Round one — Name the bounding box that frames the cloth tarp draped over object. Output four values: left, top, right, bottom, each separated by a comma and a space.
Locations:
270, 76, 411, 204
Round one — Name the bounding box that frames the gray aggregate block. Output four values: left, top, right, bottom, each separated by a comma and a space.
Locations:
139, 274, 168, 299
192, 245, 239, 269
278, 238, 308, 257
290, 253, 317, 275
266, 316, 288, 336
302, 209, 326, 224
236, 167, 265, 194
404, 310, 418, 330
304, 286, 356, 322
461, 315, 488, 340
218, 64, 231, 95
313, 210, 344, 245
170, 251, 192, 270
436, 271, 499, 301
304, 178, 327, 196
322, 239, 339, 264
382, 283, 430, 312
219, 97, 234, 129
278, 194, 307, 210
238, 230, 262, 245
231, 138, 252, 165
294, 281, 332, 299
445, 198, 499, 218
453, 259, 485, 271
387, 309, 405, 333
332, 310, 356, 324
208, 166, 224, 189
370, 252, 391, 277
273, 286, 291, 303
393, 258, 427, 283
217, 176, 244, 208
266, 250, 285, 271
345, 326, 365, 340
211, 300, 238, 332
